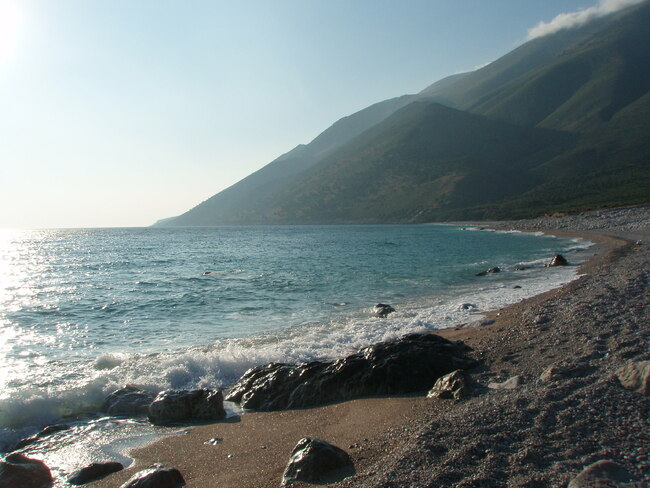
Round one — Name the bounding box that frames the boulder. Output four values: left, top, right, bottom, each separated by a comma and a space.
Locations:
540, 365, 571, 383
14, 424, 70, 450
68, 462, 124, 485
0, 453, 53, 488
102, 386, 156, 416
488, 375, 523, 390
373, 303, 395, 317
547, 255, 568, 267
427, 370, 469, 400
119, 465, 185, 488
568, 460, 632, 487
226, 333, 476, 411
282, 438, 353, 484
148, 388, 226, 425
616, 360, 650, 395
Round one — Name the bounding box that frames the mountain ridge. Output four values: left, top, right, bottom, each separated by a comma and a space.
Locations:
155, 0, 649, 226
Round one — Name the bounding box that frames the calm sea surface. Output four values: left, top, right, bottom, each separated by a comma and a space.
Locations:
0, 225, 589, 479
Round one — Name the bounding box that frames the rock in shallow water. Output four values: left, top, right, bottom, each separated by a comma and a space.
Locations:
68, 462, 124, 485
373, 303, 395, 317
226, 333, 476, 411
14, 424, 70, 450
148, 388, 226, 424
0, 453, 53, 488
102, 385, 156, 416
119, 465, 185, 488
282, 438, 353, 484
547, 254, 568, 266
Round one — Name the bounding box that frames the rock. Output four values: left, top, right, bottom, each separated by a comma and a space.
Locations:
488, 375, 523, 390
513, 285, 522, 289
282, 438, 353, 484
226, 333, 475, 411
0, 453, 53, 488
427, 370, 469, 400
533, 315, 548, 325
14, 424, 70, 450
459, 303, 477, 310
547, 254, 568, 267
373, 303, 395, 317
69, 462, 123, 485
102, 386, 156, 416
148, 388, 226, 425
476, 267, 500, 276
540, 365, 571, 383
616, 360, 650, 395
119, 465, 185, 488
568, 460, 632, 487
514, 265, 528, 271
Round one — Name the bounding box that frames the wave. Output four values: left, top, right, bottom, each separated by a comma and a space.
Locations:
0, 258, 582, 442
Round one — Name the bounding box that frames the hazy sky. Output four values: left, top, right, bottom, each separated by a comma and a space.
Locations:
0, 0, 635, 228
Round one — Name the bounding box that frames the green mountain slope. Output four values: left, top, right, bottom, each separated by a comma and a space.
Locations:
154, 95, 415, 225
260, 102, 574, 223
157, 0, 649, 226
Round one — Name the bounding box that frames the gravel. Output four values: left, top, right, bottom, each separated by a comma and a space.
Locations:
338, 205, 650, 488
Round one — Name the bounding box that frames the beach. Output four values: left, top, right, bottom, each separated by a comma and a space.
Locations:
87, 206, 648, 487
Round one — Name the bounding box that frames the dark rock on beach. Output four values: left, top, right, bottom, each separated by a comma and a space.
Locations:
282, 438, 353, 484
68, 462, 124, 485
0, 453, 53, 488
119, 465, 185, 488
548, 254, 568, 266
102, 385, 156, 416
14, 424, 70, 450
226, 333, 476, 411
373, 303, 395, 317
148, 388, 226, 425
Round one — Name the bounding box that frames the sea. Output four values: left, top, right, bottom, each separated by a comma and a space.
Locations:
0, 224, 592, 483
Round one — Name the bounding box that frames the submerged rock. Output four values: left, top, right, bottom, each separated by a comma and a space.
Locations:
282, 438, 353, 484
547, 254, 568, 267
14, 424, 70, 450
427, 370, 469, 400
616, 360, 650, 395
148, 388, 226, 424
226, 333, 476, 411
0, 453, 53, 488
102, 385, 156, 416
373, 303, 395, 317
476, 267, 501, 276
119, 465, 185, 488
69, 462, 123, 485
568, 460, 633, 487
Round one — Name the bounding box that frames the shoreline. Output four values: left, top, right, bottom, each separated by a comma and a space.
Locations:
90, 206, 649, 487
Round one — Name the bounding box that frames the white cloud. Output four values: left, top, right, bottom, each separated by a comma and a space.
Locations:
527, 0, 644, 40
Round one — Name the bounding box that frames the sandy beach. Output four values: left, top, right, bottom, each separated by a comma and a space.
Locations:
91, 205, 649, 488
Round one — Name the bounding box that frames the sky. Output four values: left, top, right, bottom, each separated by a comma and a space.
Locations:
0, 0, 641, 228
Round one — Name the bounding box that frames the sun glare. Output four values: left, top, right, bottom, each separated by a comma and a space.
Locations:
0, 0, 23, 64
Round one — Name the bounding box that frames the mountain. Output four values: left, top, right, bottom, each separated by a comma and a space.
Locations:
156, 0, 649, 226
158, 95, 415, 225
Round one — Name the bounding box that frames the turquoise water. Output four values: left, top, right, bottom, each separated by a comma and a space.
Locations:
0, 225, 589, 465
